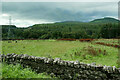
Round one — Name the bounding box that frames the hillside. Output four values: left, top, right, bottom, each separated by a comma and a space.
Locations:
90, 17, 120, 23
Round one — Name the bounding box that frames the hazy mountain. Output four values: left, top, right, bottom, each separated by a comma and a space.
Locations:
55, 21, 84, 24
55, 17, 119, 24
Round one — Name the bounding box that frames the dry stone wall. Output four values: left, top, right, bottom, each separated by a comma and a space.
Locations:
0, 53, 120, 79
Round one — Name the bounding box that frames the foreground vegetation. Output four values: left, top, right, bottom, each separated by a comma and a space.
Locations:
1, 63, 52, 78
2, 39, 119, 67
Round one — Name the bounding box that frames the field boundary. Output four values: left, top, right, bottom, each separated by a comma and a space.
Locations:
0, 53, 120, 79
95, 42, 120, 48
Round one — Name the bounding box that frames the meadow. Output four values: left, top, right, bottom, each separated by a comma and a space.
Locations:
2, 39, 119, 67
1, 39, 119, 78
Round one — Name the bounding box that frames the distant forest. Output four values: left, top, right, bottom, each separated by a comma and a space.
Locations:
1, 17, 120, 39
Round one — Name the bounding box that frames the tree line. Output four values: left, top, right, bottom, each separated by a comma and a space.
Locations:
1, 22, 120, 40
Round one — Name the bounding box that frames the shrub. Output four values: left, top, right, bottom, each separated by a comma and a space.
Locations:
79, 46, 107, 59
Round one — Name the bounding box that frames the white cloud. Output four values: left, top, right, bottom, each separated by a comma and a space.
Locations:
13, 19, 54, 27
2, 13, 9, 17
1, 15, 54, 27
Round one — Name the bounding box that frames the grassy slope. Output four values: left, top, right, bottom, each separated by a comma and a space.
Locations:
2, 40, 118, 67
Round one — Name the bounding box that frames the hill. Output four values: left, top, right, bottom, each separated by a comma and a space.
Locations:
90, 17, 120, 23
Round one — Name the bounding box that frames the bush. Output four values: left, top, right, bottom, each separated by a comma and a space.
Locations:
82, 46, 107, 56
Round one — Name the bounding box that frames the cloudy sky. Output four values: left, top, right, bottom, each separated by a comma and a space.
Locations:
1, 2, 119, 27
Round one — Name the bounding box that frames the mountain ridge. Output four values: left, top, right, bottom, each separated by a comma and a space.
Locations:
55, 17, 119, 24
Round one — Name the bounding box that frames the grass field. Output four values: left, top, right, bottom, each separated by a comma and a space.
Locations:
2, 39, 119, 67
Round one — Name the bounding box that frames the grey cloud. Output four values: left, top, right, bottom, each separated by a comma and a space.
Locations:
2, 2, 118, 22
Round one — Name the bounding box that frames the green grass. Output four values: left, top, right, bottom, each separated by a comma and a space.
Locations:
2, 63, 52, 78
2, 40, 119, 67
